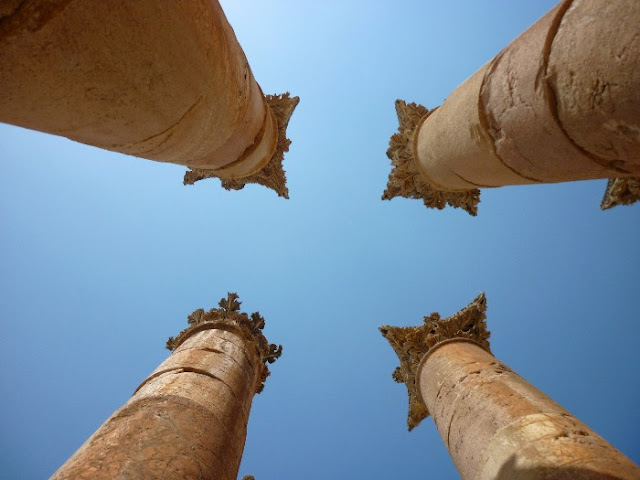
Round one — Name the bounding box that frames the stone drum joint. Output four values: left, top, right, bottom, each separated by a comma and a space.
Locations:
167, 292, 283, 394
184, 93, 300, 199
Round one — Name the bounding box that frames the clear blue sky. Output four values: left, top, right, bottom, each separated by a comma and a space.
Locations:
1, 1, 638, 479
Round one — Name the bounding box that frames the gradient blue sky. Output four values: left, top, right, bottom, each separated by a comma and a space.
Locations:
1, 1, 638, 478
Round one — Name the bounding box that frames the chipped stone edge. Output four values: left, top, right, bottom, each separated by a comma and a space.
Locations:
600, 177, 640, 210
379, 293, 490, 431
383, 99, 481, 216
166, 293, 282, 394
184, 93, 299, 198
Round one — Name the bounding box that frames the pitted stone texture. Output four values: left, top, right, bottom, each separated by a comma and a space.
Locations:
50, 396, 235, 480
550, 0, 640, 173
52, 328, 259, 480
419, 341, 640, 480
481, 1, 615, 182
134, 371, 251, 476
136, 369, 253, 429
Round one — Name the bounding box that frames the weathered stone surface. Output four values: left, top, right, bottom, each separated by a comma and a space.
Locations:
416, 63, 530, 190
550, 0, 640, 172
0, 1, 298, 195
167, 293, 282, 394
388, 0, 640, 213
419, 341, 640, 480
52, 294, 281, 480
51, 396, 234, 480
481, 1, 613, 182
381, 295, 639, 479
184, 93, 300, 198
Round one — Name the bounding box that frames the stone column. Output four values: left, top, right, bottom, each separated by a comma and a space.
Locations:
380, 294, 640, 480
0, 1, 298, 197
51, 293, 282, 480
384, 0, 640, 215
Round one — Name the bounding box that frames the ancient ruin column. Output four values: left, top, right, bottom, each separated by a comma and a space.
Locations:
380, 294, 639, 479
0, 1, 298, 196
384, 0, 640, 214
51, 293, 282, 480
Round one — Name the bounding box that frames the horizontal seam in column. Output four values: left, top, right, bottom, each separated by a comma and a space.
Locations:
124, 95, 203, 151
453, 171, 493, 188
181, 368, 252, 420
172, 323, 261, 369
478, 53, 551, 184
542, 0, 629, 174
210, 103, 271, 172
134, 367, 245, 401
138, 367, 253, 420
201, 66, 258, 171
176, 346, 256, 379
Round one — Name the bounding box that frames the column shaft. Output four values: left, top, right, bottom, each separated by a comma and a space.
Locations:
415, 0, 640, 190
418, 340, 640, 480
51, 294, 281, 480
0, 1, 298, 192
51, 328, 258, 480
385, 0, 640, 213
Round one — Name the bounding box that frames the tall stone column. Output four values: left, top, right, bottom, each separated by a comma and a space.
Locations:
51, 293, 282, 480
384, 0, 640, 215
0, 1, 298, 197
380, 294, 640, 479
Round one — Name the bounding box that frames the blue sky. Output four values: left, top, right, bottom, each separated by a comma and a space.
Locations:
1, 1, 638, 478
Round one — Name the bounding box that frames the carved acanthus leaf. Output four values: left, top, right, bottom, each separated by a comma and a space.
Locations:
167, 293, 282, 394
379, 293, 490, 431
184, 93, 299, 198
601, 177, 640, 210
384, 99, 480, 216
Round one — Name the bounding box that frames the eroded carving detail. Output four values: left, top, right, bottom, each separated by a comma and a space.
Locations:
167, 293, 282, 394
184, 93, 300, 198
601, 177, 640, 210
383, 100, 481, 216
379, 293, 490, 430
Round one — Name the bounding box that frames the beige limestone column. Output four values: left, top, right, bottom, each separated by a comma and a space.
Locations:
51, 293, 282, 480
384, 0, 640, 215
0, 1, 298, 197
380, 294, 640, 480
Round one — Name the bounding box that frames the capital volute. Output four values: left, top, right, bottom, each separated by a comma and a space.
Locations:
383, 99, 480, 216
380, 293, 490, 430
167, 293, 282, 394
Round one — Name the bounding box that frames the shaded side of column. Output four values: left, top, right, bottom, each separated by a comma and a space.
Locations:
51, 293, 282, 480
380, 294, 639, 480
384, 0, 640, 214
0, 1, 298, 197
